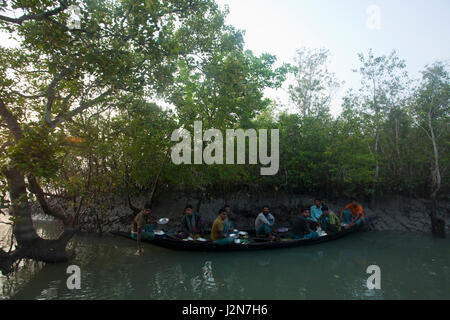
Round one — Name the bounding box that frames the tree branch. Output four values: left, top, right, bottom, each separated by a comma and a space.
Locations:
49, 88, 114, 128
44, 66, 75, 124
11, 91, 46, 99
0, 97, 24, 142
0, 1, 68, 25
27, 175, 69, 224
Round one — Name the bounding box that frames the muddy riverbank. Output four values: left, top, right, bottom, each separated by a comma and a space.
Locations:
30, 192, 450, 235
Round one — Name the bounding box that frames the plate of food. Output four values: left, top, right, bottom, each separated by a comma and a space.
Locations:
197, 237, 207, 242
154, 230, 165, 236
228, 233, 238, 238
238, 231, 248, 236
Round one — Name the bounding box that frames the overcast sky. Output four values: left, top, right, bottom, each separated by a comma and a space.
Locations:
1, 1, 449, 116
216, 0, 450, 115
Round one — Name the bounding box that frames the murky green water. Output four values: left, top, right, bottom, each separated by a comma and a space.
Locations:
1, 221, 449, 300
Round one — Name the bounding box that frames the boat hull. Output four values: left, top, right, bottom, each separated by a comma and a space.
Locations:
110, 224, 363, 252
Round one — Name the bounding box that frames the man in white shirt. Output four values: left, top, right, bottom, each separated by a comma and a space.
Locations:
255, 205, 276, 240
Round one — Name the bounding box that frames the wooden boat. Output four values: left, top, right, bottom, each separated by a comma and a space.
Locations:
110, 223, 364, 252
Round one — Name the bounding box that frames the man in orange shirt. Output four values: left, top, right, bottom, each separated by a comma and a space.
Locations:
340, 198, 364, 227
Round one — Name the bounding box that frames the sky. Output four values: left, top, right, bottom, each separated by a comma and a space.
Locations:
1, 0, 449, 116
215, 0, 450, 115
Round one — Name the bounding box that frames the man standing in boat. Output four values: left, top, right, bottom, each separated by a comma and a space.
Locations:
131, 203, 157, 255
255, 205, 276, 240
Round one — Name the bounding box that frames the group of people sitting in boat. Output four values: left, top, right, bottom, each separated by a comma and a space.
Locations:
289, 198, 365, 241
249, 198, 364, 242
131, 198, 365, 253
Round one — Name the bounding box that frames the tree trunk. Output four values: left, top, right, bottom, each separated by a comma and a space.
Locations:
429, 198, 445, 238
0, 168, 77, 275
148, 150, 170, 206
0, 93, 78, 275
4, 167, 39, 246
428, 107, 445, 238
371, 79, 379, 209
371, 131, 379, 209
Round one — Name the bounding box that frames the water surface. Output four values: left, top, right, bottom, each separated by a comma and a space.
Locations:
1, 222, 449, 300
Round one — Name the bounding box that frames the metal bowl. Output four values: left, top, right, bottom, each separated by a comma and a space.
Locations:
157, 218, 170, 225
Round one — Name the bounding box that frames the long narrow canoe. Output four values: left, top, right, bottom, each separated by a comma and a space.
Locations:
110, 223, 363, 252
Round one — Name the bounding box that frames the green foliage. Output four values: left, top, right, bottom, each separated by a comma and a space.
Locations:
171, 47, 288, 130
0, 1, 449, 215
289, 47, 342, 117
7, 125, 64, 178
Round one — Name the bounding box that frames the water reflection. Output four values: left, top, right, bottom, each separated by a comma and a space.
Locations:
0, 217, 63, 299
1, 224, 450, 300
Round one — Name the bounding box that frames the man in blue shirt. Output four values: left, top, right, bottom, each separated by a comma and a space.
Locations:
310, 198, 323, 223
